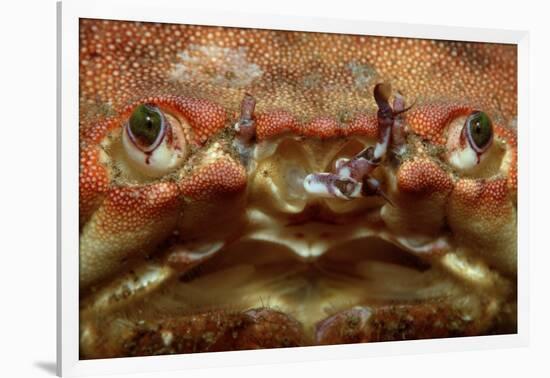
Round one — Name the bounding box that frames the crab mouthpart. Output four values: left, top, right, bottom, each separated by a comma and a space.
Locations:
80, 226, 505, 359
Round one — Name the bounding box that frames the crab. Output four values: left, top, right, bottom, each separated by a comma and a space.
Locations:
78, 19, 517, 358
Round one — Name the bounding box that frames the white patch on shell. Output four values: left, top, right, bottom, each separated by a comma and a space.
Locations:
170, 45, 263, 88
347, 61, 377, 89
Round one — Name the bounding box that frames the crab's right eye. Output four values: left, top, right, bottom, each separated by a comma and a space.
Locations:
445, 110, 498, 172
464, 111, 493, 153
122, 104, 188, 178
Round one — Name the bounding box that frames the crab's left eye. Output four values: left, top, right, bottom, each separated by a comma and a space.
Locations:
464, 111, 493, 153
122, 104, 188, 178
128, 104, 164, 150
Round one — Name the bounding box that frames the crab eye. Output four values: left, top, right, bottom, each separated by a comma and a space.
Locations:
128, 104, 164, 150
122, 104, 188, 178
446, 110, 497, 172
464, 111, 493, 153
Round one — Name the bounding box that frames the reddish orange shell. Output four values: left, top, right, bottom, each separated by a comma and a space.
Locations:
397, 158, 454, 195
406, 103, 473, 145
79, 146, 109, 223
451, 178, 511, 219
180, 157, 247, 200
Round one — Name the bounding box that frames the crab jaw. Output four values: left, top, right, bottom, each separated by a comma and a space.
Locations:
80, 210, 511, 359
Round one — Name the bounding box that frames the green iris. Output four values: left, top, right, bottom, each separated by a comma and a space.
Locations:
466, 111, 493, 151
129, 104, 163, 147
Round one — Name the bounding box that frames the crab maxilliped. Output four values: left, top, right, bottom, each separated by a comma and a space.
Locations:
79, 19, 517, 358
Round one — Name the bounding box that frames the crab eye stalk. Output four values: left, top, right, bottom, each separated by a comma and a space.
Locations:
122, 104, 188, 178
464, 111, 493, 153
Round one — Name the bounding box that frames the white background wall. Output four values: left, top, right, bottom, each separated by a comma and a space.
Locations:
1, 0, 548, 377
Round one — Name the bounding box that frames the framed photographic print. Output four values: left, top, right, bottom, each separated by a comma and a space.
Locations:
58, 0, 529, 376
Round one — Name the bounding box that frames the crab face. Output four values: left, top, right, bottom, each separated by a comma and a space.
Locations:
79, 19, 517, 358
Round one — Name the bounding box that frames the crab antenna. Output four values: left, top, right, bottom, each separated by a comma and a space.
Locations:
234, 93, 257, 144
